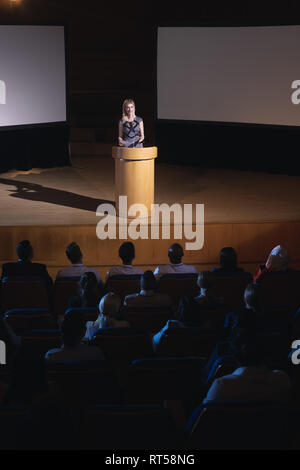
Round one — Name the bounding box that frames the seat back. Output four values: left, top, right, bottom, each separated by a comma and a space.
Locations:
186, 401, 289, 449
53, 277, 80, 316
46, 360, 121, 404
4, 309, 57, 335
156, 326, 221, 358
157, 274, 198, 309
65, 307, 99, 323
210, 272, 253, 310
258, 270, 300, 310
0, 406, 30, 450
127, 357, 205, 403
104, 275, 141, 302
1, 277, 50, 313
91, 327, 154, 361
21, 329, 61, 357
124, 306, 174, 333
80, 405, 180, 450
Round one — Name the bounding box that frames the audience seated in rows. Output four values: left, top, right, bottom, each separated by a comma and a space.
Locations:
1, 240, 53, 294
153, 243, 198, 280
254, 245, 290, 282
124, 271, 173, 309
68, 272, 102, 309
85, 293, 129, 340
212, 247, 245, 274
105, 242, 143, 281
45, 310, 104, 362
56, 242, 102, 284
203, 329, 290, 404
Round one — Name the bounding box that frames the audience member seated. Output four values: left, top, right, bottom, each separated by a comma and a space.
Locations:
153, 243, 198, 280
254, 245, 290, 282
124, 270, 173, 308
203, 332, 290, 404
178, 271, 224, 327
68, 272, 102, 309
152, 319, 183, 352
212, 247, 245, 274
1, 240, 53, 293
56, 242, 102, 284
45, 310, 104, 362
205, 283, 264, 382
85, 293, 129, 340
105, 242, 143, 281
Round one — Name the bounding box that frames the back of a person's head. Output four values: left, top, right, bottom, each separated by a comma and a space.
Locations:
119, 242, 135, 264
79, 272, 99, 307
61, 310, 85, 347
99, 292, 121, 319
266, 245, 290, 271
234, 338, 264, 367
197, 270, 213, 290
168, 243, 184, 264
66, 242, 82, 264
219, 247, 238, 270
140, 270, 156, 291
244, 283, 262, 312
17, 240, 33, 261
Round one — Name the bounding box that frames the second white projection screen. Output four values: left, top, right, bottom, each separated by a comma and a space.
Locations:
0, 25, 66, 127
157, 26, 300, 126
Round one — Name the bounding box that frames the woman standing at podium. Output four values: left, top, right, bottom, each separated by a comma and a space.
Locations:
118, 99, 144, 148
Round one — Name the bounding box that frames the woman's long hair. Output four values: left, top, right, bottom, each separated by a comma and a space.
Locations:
79, 272, 99, 308
121, 98, 136, 121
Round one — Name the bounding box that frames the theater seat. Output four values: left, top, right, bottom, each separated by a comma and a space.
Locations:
1, 277, 50, 313
210, 272, 253, 310
124, 306, 174, 333
53, 277, 80, 317
126, 356, 205, 404
157, 274, 198, 309
21, 329, 61, 357
65, 307, 99, 323
5, 309, 57, 335
155, 326, 222, 358
186, 401, 289, 449
80, 404, 181, 450
104, 275, 141, 302
91, 327, 154, 361
46, 360, 121, 405
257, 270, 300, 311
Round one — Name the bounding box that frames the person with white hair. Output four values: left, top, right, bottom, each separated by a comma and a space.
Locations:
253, 245, 290, 282
85, 292, 129, 341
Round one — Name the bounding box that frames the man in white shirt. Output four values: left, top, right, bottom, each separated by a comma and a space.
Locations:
45, 310, 104, 362
56, 242, 101, 284
153, 243, 198, 280
105, 242, 143, 281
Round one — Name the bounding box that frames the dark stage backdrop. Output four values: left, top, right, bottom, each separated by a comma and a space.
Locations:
0, 1, 300, 173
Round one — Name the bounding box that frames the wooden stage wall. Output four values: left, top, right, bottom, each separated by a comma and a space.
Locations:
0, 221, 300, 280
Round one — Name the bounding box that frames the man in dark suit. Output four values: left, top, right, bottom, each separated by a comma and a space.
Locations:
1, 240, 53, 294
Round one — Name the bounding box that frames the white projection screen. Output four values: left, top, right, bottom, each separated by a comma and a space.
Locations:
0, 25, 66, 127
157, 25, 300, 126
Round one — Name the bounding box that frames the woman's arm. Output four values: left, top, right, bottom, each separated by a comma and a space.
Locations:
139, 119, 144, 143
118, 121, 125, 146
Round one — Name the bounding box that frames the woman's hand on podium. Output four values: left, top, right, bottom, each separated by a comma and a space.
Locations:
118, 137, 125, 146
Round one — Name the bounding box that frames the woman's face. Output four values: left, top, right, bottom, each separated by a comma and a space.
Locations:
124, 102, 135, 117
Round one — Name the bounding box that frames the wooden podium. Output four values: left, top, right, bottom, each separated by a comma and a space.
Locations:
112, 146, 158, 218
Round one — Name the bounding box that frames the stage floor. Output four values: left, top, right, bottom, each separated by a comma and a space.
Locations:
1, 156, 300, 277
0, 156, 300, 226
